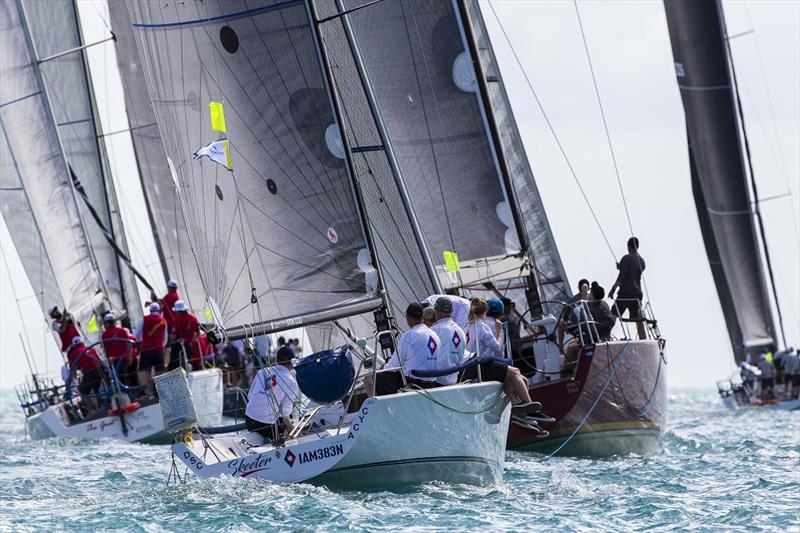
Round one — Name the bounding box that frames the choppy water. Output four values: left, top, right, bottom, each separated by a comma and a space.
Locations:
1, 388, 798, 532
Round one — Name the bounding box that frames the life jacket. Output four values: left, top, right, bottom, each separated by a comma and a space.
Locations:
140, 314, 167, 352
68, 343, 101, 373
58, 322, 81, 352
102, 326, 134, 361
161, 290, 181, 330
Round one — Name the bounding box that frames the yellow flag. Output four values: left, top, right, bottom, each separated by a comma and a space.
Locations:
203, 308, 213, 321
765, 351, 773, 363
86, 314, 100, 334
443, 250, 460, 272
209, 101, 227, 133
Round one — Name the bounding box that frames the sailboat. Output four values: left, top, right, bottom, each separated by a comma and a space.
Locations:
664, 0, 798, 411
0, 0, 223, 443
125, 0, 512, 486
327, 0, 667, 456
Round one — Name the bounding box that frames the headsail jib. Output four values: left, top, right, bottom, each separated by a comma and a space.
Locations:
127, 0, 386, 341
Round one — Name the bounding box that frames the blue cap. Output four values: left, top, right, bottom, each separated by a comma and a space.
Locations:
487, 298, 504, 315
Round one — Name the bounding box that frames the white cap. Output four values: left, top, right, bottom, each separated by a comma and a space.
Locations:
47, 306, 58, 316
71, 336, 83, 346
149, 302, 161, 313
167, 279, 178, 289
103, 313, 116, 322
173, 300, 187, 312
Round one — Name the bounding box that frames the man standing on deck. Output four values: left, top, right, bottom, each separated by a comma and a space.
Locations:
152, 279, 181, 335
48, 306, 80, 353
170, 300, 202, 371
422, 293, 471, 329
135, 302, 168, 397
609, 237, 647, 340
245, 346, 299, 441
66, 336, 104, 411
101, 313, 138, 387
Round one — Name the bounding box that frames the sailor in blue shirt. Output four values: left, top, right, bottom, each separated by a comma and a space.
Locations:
364, 303, 441, 397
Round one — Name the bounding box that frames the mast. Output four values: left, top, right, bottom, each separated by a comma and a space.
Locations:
718, 1, 787, 349
329, 0, 443, 295
455, 0, 543, 318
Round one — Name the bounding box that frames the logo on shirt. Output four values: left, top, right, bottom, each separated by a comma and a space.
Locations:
270, 375, 278, 388
427, 336, 437, 356
284, 449, 296, 467
452, 331, 461, 348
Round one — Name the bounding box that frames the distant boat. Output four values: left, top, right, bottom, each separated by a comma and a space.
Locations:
0, 0, 223, 442
664, 0, 797, 410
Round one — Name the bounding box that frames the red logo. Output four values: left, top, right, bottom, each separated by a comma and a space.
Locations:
452, 331, 461, 348
284, 449, 296, 467
326, 227, 338, 244
270, 375, 277, 388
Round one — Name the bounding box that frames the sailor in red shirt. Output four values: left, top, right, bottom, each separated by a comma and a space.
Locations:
66, 336, 105, 409
135, 302, 168, 397
154, 279, 182, 334
48, 306, 80, 353
170, 300, 202, 371
101, 313, 138, 387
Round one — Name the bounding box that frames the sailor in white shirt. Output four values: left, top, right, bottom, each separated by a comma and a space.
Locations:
423, 294, 471, 329
430, 297, 467, 386
245, 346, 300, 441
364, 303, 441, 397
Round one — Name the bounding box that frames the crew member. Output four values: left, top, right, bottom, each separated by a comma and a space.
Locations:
557, 279, 590, 346
244, 346, 299, 441
170, 300, 201, 370
364, 302, 441, 397
153, 279, 181, 333
609, 237, 647, 339
67, 336, 104, 410
101, 313, 137, 387
48, 306, 80, 353
422, 293, 471, 329
135, 302, 168, 397
430, 297, 466, 386
758, 353, 775, 400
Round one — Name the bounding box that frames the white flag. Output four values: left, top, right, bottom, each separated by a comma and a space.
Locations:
192, 139, 232, 170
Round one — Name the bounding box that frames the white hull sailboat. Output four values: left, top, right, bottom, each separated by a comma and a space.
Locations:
24, 368, 224, 444
172, 381, 509, 487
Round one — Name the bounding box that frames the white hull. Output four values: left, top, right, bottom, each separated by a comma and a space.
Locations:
174, 381, 510, 488
25, 369, 224, 443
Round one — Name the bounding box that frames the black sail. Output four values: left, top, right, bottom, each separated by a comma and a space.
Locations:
126, 0, 380, 337
664, 0, 776, 362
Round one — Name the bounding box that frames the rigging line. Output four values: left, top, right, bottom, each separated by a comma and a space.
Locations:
573, 0, 633, 237
722, 6, 788, 349
486, 1, 615, 261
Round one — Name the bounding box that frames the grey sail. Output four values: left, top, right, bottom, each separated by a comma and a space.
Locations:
0, 0, 106, 327
463, 0, 571, 307
21, 0, 140, 320
127, 0, 381, 338
341, 0, 524, 272
664, 0, 776, 362
108, 1, 206, 314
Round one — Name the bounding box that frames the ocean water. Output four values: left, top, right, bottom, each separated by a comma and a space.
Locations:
0, 388, 797, 532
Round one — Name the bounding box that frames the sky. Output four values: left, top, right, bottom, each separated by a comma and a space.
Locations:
1, 0, 798, 390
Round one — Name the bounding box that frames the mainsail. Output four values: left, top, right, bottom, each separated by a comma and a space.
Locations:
0, 0, 105, 327
108, 2, 207, 313
664, 0, 776, 362
21, 0, 140, 322
463, 0, 571, 307
126, 0, 383, 339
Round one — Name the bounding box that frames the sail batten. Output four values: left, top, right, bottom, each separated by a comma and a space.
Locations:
664, 0, 776, 362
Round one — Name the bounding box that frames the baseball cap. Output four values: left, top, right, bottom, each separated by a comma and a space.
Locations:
103, 313, 116, 322
71, 336, 83, 346
434, 297, 453, 313
276, 346, 294, 364
167, 279, 178, 289
405, 302, 424, 319
47, 306, 59, 317
173, 300, 187, 312
487, 298, 504, 315
149, 302, 161, 313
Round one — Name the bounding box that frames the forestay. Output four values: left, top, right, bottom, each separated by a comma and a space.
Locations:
0, 0, 105, 328
127, 0, 381, 337
664, 0, 776, 362
109, 2, 207, 313
22, 0, 140, 322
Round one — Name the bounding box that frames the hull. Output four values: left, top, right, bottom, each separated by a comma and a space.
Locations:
25, 368, 224, 443
511, 340, 666, 457
173, 381, 510, 488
